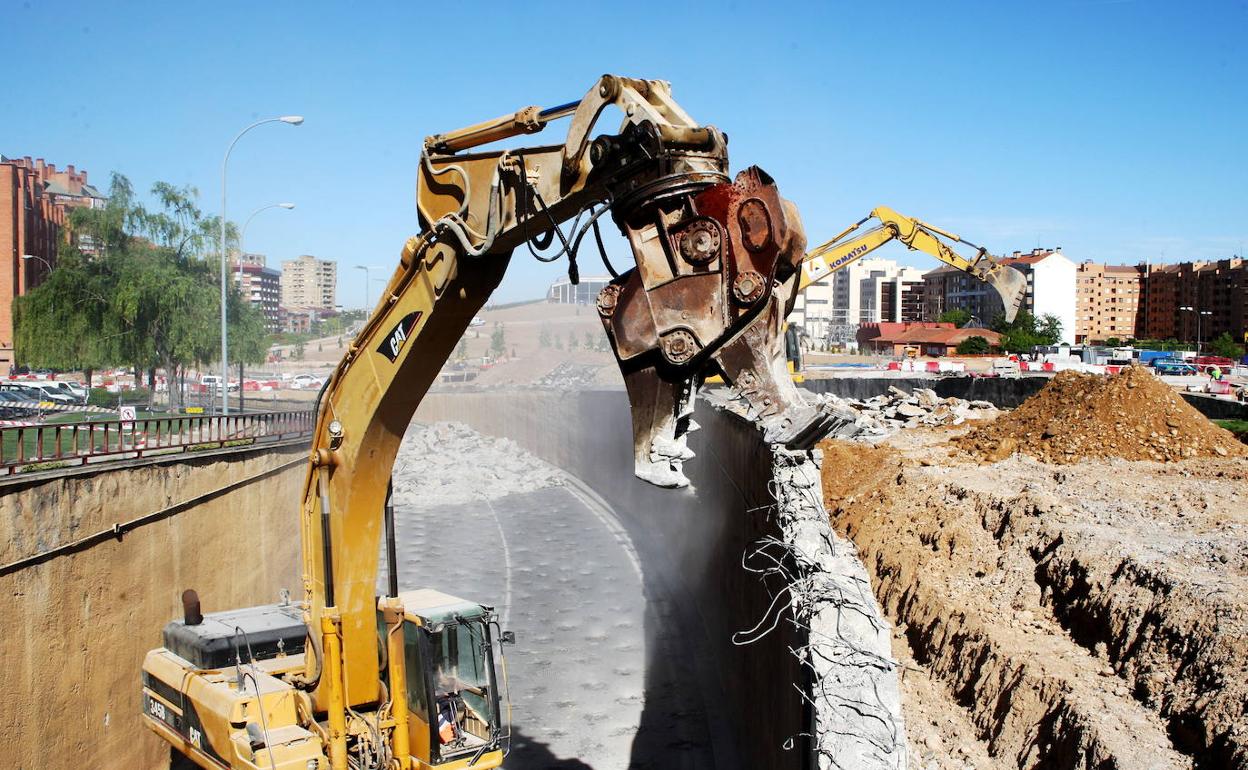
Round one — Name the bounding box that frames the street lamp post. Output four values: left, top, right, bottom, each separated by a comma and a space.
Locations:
1179, 306, 1194, 349
220, 116, 303, 415
20, 253, 52, 275
235, 203, 295, 412
1198, 310, 1212, 353
355, 265, 383, 312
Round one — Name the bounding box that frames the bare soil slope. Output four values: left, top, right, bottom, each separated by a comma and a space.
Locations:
820, 426, 1248, 769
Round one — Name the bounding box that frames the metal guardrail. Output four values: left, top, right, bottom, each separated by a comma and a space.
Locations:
0, 410, 315, 476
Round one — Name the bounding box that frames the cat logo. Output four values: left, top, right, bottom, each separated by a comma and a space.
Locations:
377, 311, 423, 363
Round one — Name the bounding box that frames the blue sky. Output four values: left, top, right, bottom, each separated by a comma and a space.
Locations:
7, 0, 1245, 307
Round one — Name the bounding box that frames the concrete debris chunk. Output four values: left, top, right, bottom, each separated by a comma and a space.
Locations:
807, 386, 998, 442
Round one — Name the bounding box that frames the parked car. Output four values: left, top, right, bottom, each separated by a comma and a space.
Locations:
1153, 361, 1198, 375
289, 374, 325, 390
0, 390, 36, 418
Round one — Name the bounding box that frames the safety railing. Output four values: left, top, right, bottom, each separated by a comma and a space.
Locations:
0, 410, 315, 477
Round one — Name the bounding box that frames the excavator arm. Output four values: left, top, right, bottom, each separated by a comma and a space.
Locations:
295, 74, 827, 769
799, 205, 1026, 322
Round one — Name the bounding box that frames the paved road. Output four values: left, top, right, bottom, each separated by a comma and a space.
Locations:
391, 482, 718, 769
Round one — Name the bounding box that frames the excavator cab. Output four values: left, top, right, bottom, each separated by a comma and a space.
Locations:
381, 589, 509, 768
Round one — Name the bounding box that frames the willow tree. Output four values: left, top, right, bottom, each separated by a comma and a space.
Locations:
14, 173, 267, 406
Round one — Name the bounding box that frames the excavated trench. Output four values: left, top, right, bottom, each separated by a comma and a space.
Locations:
411, 390, 906, 770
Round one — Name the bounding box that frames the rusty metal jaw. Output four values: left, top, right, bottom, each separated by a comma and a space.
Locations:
623, 367, 698, 488
708, 291, 841, 450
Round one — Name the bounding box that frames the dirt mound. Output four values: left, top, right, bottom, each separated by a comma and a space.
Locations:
957, 366, 1246, 463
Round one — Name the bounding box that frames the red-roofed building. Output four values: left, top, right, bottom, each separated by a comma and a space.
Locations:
857, 321, 1002, 356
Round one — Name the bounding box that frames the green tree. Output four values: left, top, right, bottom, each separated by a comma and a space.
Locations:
539, 325, 551, 348
293, 340, 306, 361
956, 336, 991, 355
584, 331, 595, 350
938, 308, 972, 328
991, 310, 1062, 353
1103, 337, 1122, 347
15, 173, 268, 406
490, 323, 506, 358
1208, 332, 1245, 360
455, 337, 468, 362
569, 334, 579, 351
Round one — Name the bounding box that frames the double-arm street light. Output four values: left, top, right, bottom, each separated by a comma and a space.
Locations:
1179, 305, 1214, 351
354, 265, 384, 312
220, 116, 303, 414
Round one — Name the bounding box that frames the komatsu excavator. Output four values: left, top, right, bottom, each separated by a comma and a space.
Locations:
140, 74, 1023, 770
799, 206, 1025, 318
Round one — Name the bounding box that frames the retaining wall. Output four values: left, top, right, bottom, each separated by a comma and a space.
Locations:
0, 443, 306, 768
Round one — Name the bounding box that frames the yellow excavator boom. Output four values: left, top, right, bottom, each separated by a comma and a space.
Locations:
798, 205, 1026, 322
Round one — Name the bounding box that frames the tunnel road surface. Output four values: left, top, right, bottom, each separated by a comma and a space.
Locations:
391, 482, 722, 769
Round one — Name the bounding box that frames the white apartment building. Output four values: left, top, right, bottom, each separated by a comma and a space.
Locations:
789, 257, 925, 349
281, 255, 337, 311
923, 248, 1077, 344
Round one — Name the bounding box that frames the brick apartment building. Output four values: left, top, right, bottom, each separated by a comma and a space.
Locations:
1075, 262, 1146, 343
281, 254, 337, 310
1142, 258, 1246, 345
0, 156, 105, 369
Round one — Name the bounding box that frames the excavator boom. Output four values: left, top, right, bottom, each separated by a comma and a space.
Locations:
800, 205, 1027, 322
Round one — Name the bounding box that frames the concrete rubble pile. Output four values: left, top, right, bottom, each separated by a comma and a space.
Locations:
391, 421, 564, 508
531, 361, 604, 390
814, 385, 998, 440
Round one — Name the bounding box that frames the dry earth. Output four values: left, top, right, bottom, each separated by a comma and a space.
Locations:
820, 424, 1248, 769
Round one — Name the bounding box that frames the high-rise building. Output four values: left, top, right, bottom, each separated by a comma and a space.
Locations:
924, 248, 1077, 344
0, 156, 105, 368
789, 257, 923, 348
232, 253, 283, 332
281, 255, 337, 310
1074, 262, 1145, 343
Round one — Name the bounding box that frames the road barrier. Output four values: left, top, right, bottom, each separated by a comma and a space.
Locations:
0, 410, 314, 477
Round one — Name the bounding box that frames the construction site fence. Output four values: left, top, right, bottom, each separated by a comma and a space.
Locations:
0, 410, 315, 477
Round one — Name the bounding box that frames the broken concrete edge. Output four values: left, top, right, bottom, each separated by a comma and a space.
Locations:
703, 390, 908, 769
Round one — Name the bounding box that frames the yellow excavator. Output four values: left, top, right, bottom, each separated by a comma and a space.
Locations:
139, 74, 1024, 770
798, 205, 1025, 313
141, 74, 827, 770
779, 205, 1027, 373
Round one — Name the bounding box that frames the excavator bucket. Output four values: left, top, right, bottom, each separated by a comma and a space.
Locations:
600, 167, 848, 488
986, 263, 1027, 323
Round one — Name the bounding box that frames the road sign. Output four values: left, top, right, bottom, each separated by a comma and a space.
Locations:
119, 406, 137, 422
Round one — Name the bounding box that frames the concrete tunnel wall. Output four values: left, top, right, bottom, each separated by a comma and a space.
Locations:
418, 390, 814, 770
0, 444, 305, 769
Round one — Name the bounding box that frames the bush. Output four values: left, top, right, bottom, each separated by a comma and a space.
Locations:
938, 309, 972, 328
1208, 332, 1245, 361
88, 387, 152, 407
956, 336, 991, 355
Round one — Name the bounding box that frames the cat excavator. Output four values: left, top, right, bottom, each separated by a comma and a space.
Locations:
141, 74, 830, 770
139, 74, 1023, 770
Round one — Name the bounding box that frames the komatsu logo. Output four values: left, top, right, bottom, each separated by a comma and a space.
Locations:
831, 243, 870, 269
378, 311, 423, 363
